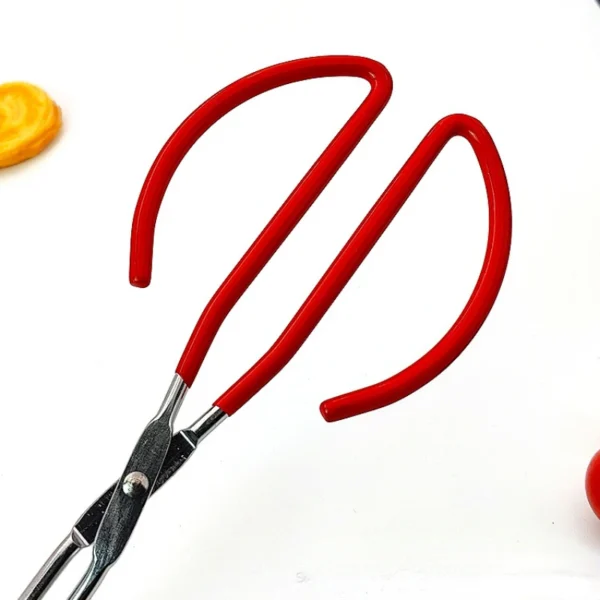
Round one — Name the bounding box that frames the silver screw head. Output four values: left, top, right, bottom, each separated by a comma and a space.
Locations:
123, 471, 150, 497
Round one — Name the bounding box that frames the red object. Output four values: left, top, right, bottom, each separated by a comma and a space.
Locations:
586, 451, 600, 519
129, 55, 512, 422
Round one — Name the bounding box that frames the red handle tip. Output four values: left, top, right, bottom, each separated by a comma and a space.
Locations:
319, 400, 355, 423
129, 275, 151, 288
319, 402, 335, 423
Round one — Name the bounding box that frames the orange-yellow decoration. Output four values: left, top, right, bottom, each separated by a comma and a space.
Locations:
0, 82, 62, 168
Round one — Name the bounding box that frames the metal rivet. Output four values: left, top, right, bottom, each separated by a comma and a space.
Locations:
122, 472, 150, 497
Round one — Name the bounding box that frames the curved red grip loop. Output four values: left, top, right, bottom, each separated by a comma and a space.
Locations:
130, 56, 392, 287
130, 56, 512, 423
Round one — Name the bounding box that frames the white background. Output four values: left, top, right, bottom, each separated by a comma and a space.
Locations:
2, 1, 600, 598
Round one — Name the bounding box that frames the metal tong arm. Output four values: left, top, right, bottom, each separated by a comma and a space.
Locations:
130, 56, 512, 422
17, 531, 86, 600
17, 406, 224, 600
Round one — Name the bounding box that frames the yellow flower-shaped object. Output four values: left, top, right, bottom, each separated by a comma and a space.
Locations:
0, 82, 62, 168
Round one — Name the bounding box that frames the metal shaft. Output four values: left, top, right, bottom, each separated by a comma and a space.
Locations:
68, 559, 108, 600
68, 375, 187, 600
17, 404, 227, 600
18, 531, 86, 600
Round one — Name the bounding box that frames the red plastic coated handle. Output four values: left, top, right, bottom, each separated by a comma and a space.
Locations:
130, 56, 512, 422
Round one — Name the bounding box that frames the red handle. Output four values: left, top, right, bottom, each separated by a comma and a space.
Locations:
130, 55, 392, 378
130, 56, 392, 288
130, 56, 512, 423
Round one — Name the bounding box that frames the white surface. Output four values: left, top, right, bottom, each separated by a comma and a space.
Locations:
2, 0, 600, 598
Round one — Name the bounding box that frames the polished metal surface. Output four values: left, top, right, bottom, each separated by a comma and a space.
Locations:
122, 471, 150, 497
18, 483, 119, 600
18, 530, 86, 600
68, 374, 188, 600
18, 384, 228, 600
189, 406, 227, 444
153, 407, 227, 490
